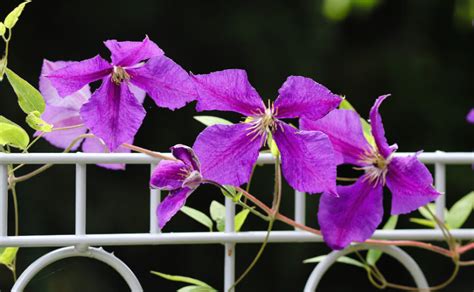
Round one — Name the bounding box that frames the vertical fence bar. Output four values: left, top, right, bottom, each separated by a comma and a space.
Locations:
294, 191, 306, 230
224, 196, 235, 292
0, 164, 8, 237
75, 164, 87, 236
434, 153, 446, 224
150, 163, 161, 233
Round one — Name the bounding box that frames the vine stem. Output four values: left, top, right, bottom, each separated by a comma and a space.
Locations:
122, 143, 176, 161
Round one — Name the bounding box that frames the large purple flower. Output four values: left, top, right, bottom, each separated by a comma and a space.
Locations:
301, 95, 440, 249
37, 60, 132, 170
192, 70, 342, 194
47, 36, 196, 151
150, 145, 203, 228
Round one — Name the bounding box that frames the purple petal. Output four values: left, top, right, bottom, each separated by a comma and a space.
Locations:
47, 55, 112, 97
193, 123, 263, 186
40, 60, 91, 110
128, 83, 146, 104
318, 177, 384, 250
274, 76, 342, 120
467, 108, 474, 124
171, 144, 200, 171
80, 78, 146, 151
300, 110, 372, 166
157, 187, 193, 229
81, 136, 131, 170
104, 36, 163, 67
192, 69, 265, 116
128, 55, 196, 110
273, 122, 337, 195
387, 155, 440, 215
150, 160, 188, 190
369, 95, 396, 158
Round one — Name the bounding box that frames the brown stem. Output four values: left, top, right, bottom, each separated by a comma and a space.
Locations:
122, 143, 176, 161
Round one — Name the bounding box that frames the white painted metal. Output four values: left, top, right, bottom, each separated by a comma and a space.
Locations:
224, 197, 236, 292
0, 164, 7, 237
75, 163, 88, 252
303, 244, 429, 291
149, 163, 161, 233
294, 191, 306, 229
435, 151, 447, 224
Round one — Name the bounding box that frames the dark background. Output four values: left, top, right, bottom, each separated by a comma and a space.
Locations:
0, 0, 473, 291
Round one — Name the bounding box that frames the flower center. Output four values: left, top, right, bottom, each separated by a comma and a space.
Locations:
111, 66, 130, 85
246, 101, 279, 140
358, 149, 392, 186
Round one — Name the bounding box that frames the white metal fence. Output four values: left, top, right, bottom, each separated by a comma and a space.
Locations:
0, 151, 473, 291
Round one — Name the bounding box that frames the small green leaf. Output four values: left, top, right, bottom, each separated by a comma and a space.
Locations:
194, 116, 232, 127
0, 22, 5, 36
322, 0, 352, 21
418, 203, 448, 221
26, 111, 53, 132
366, 215, 398, 266
210, 200, 226, 232
5, 68, 45, 114
4, 1, 29, 29
303, 255, 366, 269
0, 116, 30, 150
446, 191, 474, 229
267, 132, 280, 157
178, 285, 217, 292
234, 209, 250, 232
409, 217, 437, 228
150, 271, 214, 289
0, 57, 7, 81
180, 206, 213, 231
0, 247, 19, 270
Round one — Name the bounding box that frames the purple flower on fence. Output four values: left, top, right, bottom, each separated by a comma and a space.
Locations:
301, 95, 440, 249
37, 60, 130, 170
150, 145, 203, 228
191, 70, 342, 195
47, 36, 196, 151
467, 108, 474, 124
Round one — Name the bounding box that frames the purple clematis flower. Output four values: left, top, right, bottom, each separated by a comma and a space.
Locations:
47, 36, 196, 151
467, 108, 474, 124
192, 69, 342, 195
150, 145, 203, 229
38, 60, 132, 170
301, 95, 440, 250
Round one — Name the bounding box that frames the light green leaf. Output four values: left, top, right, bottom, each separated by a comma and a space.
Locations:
178, 285, 217, 292
0, 247, 19, 270
366, 215, 398, 266
338, 99, 375, 146
0, 22, 5, 36
194, 116, 232, 127
234, 209, 250, 232
409, 218, 437, 228
210, 200, 225, 232
4, 1, 29, 29
0, 57, 7, 81
446, 191, 474, 229
180, 206, 213, 231
267, 132, 280, 157
26, 111, 53, 132
5, 68, 45, 114
150, 271, 214, 289
322, 0, 352, 21
303, 255, 366, 269
418, 203, 448, 221
0, 116, 30, 150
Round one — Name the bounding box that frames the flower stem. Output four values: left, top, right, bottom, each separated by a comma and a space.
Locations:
122, 143, 176, 161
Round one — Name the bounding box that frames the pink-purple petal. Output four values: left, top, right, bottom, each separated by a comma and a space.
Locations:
193, 123, 263, 186
467, 108, 474, 124
81, 136, 131, 170
369, 95, 395, 158
318, 177, 384, 250
273, 122, 337, 195
47, 55, 112, 97
300, 110, 372, 166
80, 78, 146, 151
104, 36, 163, 67
128, 56, 196, 110
128, 83, 146, 104
387, 155, 440, 215
171, 144, 200, 171
150, 160, 188, 190
274, 76, 342, 120
192, 69, 265, 116
157, 187, 193, 229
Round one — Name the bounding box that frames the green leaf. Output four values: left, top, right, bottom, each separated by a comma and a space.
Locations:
26, 111, 53, 132
4, 1, 29, 29
0, 57, 7, 81
0, 116, 30, 150
178, 285, 217, 292
210, 200, 226, 232
267, 132, 280, 157
338, 99, 375, 146
234, 209, 250, 232
322, 0, 352, 21
180, 206, 213, 231
0, 247, 19, 270
366, 215, 398, 266
0, 22, 5, 36
409, 217, 437, 228
418, 203, 448, 221
150, 271, 214, 289
303, 255, 366, 269
446, 191, 474, 229
194, 116, 232, 127
5, 68, 45, 114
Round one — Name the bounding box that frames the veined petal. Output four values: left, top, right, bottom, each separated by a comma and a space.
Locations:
128, 55, 196, 110
193, 123, 263, 186
47, 55, 112, 97
40, 60, 91, 110
150, 160, 188, 190
318, 177, 384, 250
171, 144, 200, 171
81, 136, 131, 170
157, 187, 194, 229
369, 95, 395, 158
80, 78, 146, 151
192, 69, 265, 116
387, 155, 440, 215
273, 122, 337, 195
128, 83, 146, 104
104, 36, 164, 67
274, 76, 342, 120
300, 110, 372, 166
